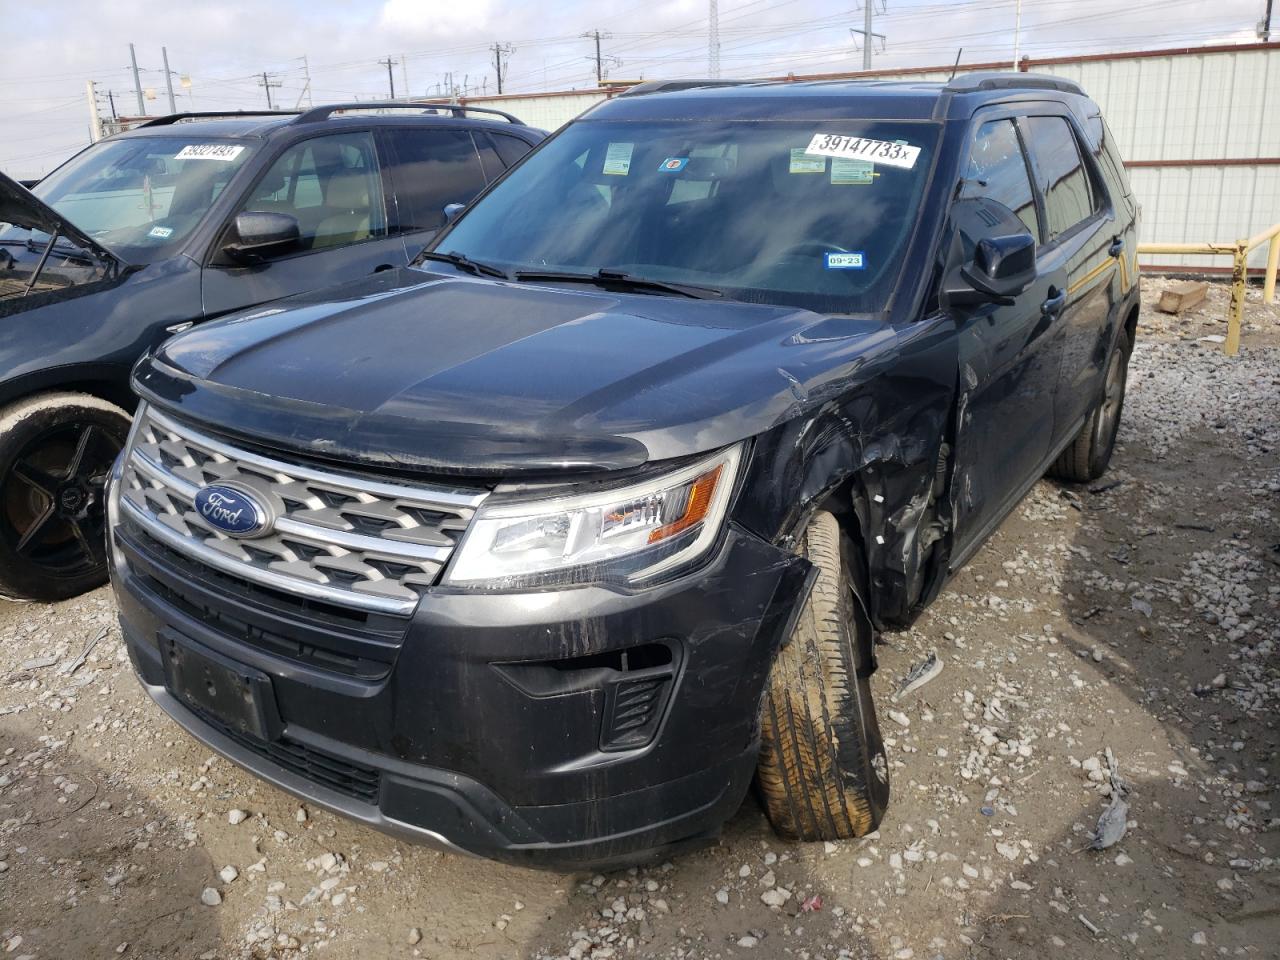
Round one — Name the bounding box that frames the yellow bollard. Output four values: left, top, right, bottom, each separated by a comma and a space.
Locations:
1225, 242, 1248, 357
1265, 233, 1279, 305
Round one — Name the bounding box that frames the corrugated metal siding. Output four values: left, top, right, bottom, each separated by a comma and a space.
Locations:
455, 45, 1280, 271
1030, 50, 1279, 268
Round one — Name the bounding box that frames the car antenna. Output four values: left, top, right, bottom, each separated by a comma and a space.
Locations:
949, 47, 964, 81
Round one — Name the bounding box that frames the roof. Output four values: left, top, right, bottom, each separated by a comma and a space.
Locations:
590, 72, 1088, 123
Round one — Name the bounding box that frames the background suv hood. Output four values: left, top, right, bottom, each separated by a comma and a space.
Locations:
0, 171, 121, 268
137, 268, 897, 476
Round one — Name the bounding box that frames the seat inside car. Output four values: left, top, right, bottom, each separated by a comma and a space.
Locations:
313, 171, 373, 249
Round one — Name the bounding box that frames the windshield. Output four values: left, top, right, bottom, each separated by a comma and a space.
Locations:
1, 136, 254, 263
433, 118, 940, 314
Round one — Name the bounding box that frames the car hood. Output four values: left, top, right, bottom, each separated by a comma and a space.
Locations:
136, 267, 899, 476
0, 171, 121, 268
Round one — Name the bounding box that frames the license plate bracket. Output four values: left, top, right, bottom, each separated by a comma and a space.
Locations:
160, 631, 281, 743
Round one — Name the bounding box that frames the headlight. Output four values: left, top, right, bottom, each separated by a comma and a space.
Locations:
444, 443, 743, 588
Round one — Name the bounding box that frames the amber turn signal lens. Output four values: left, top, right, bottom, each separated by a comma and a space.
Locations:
647, 465, 724, 544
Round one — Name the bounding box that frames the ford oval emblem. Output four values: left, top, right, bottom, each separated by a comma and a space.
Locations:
193, 484, 271, 538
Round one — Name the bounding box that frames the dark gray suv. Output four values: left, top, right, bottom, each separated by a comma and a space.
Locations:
0, 104, 543, 601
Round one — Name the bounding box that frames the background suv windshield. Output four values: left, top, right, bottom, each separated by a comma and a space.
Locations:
7, 136, 254, 262
436, 118, 939, 314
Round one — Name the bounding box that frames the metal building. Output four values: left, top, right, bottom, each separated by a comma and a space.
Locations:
436, 42, 1280, 272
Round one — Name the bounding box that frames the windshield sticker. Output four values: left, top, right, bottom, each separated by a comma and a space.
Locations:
824, 252, 866, 270
147, 225, 174, 239
175, 143, 245, 162
805, 134, 920, 170
788, 148, 826, 174
658, 157, 689, 173
602, 142, 634, 176
830, 158, 875, 185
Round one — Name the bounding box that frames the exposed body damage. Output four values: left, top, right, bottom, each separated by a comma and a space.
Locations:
110, 73, 1141, 867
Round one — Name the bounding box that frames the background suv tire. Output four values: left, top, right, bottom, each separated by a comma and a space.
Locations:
0, 392, 130, 602
757, 510, 890, 841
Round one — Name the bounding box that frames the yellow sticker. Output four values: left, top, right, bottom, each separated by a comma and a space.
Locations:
831, 157, 875, 185
603, 142, 634, 176
789, 148, 826, 174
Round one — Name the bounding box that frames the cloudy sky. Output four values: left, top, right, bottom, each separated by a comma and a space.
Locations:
1, 0, 1266, 179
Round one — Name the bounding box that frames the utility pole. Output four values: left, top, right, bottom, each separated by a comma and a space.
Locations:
491, 42, 514, 94
378, 56, 397, 99
850, 2, 886, 72
401, 55, 410, 100
1259, 0, 1274, 40
709, 0, 721, 78
107, 90, 118, 119
85, 80, 103, 142
1012, 0, 1023, 68
582, 30, 621, 86
128, 43, 145, 115
258, 72, 282, 109
161, 46, 177, 114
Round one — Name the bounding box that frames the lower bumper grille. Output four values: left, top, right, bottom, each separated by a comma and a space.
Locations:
198, 707, 381, 804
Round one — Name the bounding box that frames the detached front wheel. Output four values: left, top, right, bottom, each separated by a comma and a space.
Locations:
757, 510, 889, 841
0, 393, 130, 602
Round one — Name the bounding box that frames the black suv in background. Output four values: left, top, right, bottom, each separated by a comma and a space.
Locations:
111, 74, 1139, 868
0, 104, 543, 601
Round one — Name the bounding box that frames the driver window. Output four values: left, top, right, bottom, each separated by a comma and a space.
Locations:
958, 119, 1040, 242
237, 132, 386, 255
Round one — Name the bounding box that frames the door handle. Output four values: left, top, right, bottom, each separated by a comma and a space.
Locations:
1108, 237, 1125, 257
1041, 288, 1067, 317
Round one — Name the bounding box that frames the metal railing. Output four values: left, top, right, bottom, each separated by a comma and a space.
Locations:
1137, 221, 1280, 356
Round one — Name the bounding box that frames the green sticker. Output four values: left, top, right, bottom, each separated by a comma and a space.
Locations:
789, 148, 826, 174
831, 157, 875, 185
603, 142, 634, 176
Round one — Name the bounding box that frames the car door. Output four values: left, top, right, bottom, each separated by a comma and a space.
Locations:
948, 115, 1069, 564
1019, 113, 1119, 445
201, 130, 406, 318
379, 127, 494, 262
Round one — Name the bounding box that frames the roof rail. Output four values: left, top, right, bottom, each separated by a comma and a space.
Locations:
617, 79, 756, 97
293, 101, 525, 125
943, 71, 1085, 96
134, 110, 301, 127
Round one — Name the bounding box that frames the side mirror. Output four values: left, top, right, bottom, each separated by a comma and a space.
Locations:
223, 211, 300, 263
960, 232, 1037, 303
943, 197, 1038, 308
443, 203, 466, 224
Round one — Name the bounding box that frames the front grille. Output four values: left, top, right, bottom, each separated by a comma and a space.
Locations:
118, 404, 487, 614
198, 707, 381, 803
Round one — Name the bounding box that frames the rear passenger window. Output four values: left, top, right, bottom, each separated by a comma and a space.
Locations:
490, 134, 534, 168
958, 119, 1039, 241
1021, 115, 1095, 241
384, 129, 487, 233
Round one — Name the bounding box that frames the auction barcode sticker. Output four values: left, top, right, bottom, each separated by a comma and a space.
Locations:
804, 134, 920, 170
175, 144, 246, 162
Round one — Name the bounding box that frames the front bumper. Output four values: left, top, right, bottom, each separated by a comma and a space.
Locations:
111, 506, 810, 869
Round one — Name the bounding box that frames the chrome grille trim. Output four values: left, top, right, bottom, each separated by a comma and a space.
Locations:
119, 404, 487, 614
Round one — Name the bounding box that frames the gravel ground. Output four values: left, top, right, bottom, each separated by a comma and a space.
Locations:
1, 280, 1277, 960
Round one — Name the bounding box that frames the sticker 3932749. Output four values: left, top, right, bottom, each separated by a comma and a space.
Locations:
805, 134, 919, 170
174, 144, 245, 162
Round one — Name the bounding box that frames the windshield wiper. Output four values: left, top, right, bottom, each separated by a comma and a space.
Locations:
513, 267, 722, 300
417, 250, 509, 280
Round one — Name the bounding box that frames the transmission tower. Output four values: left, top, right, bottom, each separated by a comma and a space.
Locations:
708, 0, 721, 78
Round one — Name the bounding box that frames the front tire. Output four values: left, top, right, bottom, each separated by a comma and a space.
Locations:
0, 393, 130, 602
757, 511, 889, 841
1049, 332, 1131, 482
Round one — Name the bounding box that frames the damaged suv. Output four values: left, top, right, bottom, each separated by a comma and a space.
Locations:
110, 74, 1139, 867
